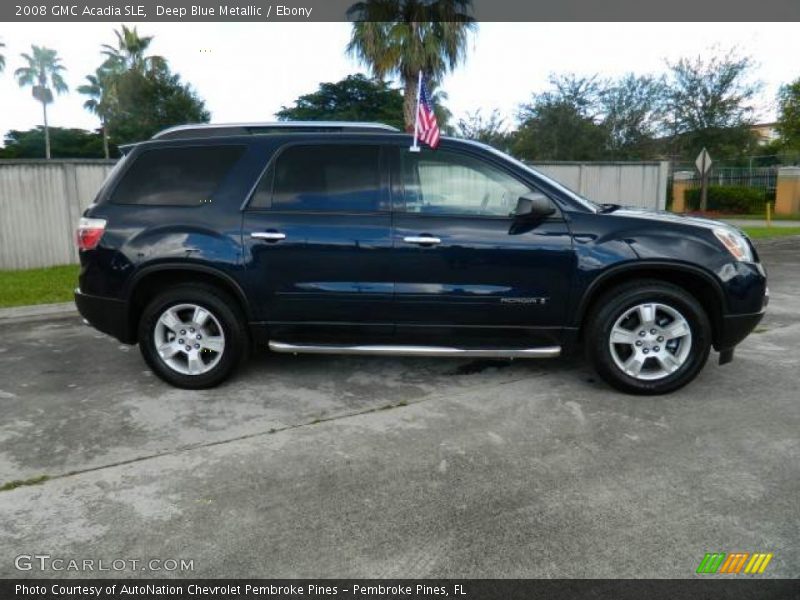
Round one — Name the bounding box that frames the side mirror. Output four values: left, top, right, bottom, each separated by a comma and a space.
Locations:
513, 192, 556, 219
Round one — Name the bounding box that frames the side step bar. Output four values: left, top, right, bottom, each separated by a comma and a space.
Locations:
268, 341, 561, 358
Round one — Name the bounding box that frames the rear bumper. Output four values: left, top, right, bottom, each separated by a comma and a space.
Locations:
715, 310, 765, 351
74, 289, 135, 344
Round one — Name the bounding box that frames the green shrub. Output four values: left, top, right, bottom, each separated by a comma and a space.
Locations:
684, 185, 765, 214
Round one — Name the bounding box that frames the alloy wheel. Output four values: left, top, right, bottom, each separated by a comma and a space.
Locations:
608, 302, 692, 381
153, 303, 226, 375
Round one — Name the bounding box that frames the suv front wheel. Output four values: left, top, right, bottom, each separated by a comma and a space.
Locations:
138, 284, 249, 389
586, 280, 712, 395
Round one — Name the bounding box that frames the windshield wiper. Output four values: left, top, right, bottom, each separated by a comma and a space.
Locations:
598, 203, 622, 213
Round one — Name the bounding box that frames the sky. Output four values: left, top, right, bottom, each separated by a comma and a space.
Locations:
0, 22, 798, 144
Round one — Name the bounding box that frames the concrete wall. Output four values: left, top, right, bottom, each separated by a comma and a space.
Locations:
0, 160, 116, 270
775, 167, 800, 215
530, 161, 670, 211
0, 159, 669, 270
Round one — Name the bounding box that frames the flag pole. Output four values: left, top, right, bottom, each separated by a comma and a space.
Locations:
410, 70, 423, 152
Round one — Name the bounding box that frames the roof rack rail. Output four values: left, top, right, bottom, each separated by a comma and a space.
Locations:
152, 121, 400, 140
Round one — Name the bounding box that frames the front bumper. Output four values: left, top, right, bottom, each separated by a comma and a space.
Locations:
74, 289, 134, 344
714, 263, 767, 354
715, 310, 765, 351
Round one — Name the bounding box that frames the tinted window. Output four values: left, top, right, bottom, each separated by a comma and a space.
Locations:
403, 150, 531, 217
111, 146, 244, 206
249, 145, 382, 212
94, 153, 130, 203
249, 162, 274, 209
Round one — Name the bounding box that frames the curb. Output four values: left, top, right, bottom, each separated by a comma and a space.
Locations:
0, 302, 78, 325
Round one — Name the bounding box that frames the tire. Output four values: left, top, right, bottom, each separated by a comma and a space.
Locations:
585, 280, 711, 395
138, 284, 249, 389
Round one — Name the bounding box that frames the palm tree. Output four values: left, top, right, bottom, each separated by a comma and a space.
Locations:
428, 83, 452, 132
347, 0, 475, 131
14, 45, 68, 159
101, 25, 166, 73
78, 68, 114, 159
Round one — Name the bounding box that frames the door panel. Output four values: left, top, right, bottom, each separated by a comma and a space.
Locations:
392, 147, 575, 347
242, 212, 394, 341
241, 143, 394, 343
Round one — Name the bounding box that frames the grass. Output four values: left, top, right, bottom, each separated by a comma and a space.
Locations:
741, 227, 800, 239
0, 264, 79, 308
0, 475, 50, 492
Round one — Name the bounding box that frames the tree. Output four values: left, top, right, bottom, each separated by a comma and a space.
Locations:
0, 39, 6, 73
664, 49, 760, 161
776, 77, 800, 151
82, 26, 208, 145
346, 0, 476, 131
454, 108, 510, 149
427, 83, 453, 133
78, 68, 114, 159
0, 127, 114, 159
547, 74, 604, 118
105, 68, 210, 144
600, 74, 666, 159
276, 74, 404, 129
14, 45, 68, 159
101, 25, 166, 74
513, 74, 608, 161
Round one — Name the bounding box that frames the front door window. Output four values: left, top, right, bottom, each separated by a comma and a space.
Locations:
402, 150, 532, 217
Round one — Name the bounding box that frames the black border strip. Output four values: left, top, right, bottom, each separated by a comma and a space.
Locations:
3, 0, 800, 22
3, 579, 800, 600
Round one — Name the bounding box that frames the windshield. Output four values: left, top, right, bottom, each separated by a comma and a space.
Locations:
475, 142, 600, 212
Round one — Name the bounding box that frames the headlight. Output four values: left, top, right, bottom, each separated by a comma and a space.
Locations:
713, 228, 753, 262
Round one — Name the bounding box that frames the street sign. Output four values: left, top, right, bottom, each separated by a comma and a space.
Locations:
695, 148, 712, 174
695, 148, 713, 212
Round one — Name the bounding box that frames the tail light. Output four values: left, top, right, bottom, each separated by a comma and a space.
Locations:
76, 217, 107, 251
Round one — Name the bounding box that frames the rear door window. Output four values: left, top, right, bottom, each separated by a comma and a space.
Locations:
249, 144, 384, 212
111, 145, 245, 206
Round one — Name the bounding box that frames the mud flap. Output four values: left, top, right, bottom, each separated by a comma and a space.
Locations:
719, 348, 734, 365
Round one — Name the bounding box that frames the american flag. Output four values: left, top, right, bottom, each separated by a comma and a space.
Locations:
416, 77, 440, 149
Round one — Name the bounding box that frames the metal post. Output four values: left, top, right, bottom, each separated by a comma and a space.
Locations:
409, 71, 423, 153
700, 152, 709, 212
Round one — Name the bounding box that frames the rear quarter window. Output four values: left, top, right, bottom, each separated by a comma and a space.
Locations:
110, 145, 245, 206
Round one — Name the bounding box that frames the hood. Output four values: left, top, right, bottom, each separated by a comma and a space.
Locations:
605, 207, 742, 234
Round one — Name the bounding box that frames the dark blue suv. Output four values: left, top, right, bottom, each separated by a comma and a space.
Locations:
74, 122, 767, 394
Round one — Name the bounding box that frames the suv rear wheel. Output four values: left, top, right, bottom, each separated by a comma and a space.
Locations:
138, 284, 249, 389
586, 280, 711, 395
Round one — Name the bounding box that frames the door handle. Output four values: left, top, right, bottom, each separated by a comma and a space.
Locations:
403, 235, 441, 245
251, 231, 286, 242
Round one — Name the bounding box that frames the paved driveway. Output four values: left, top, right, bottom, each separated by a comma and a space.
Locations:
0, 238, 798, 578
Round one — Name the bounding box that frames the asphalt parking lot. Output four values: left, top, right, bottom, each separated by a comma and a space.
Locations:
0, 238, 798, 579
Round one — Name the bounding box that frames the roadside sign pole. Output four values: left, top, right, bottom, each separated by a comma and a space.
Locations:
695, 148, 712, 213
700, 153, 708, 212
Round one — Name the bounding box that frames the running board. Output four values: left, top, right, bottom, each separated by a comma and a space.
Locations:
268, 341, 561, 358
